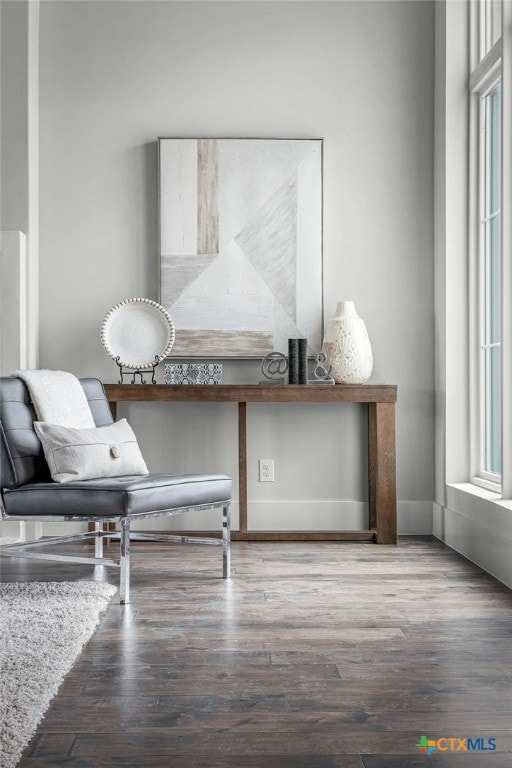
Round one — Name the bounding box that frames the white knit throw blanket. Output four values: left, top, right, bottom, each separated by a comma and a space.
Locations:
14, 370, 95, 428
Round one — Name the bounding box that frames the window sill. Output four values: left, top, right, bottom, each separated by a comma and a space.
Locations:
445, 482, 512, 541
471, 475, 501, 494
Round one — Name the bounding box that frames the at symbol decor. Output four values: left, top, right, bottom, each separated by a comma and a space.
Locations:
260, 349, 334, 385
322, 301, 373, 384
101, 298, 175, 384
260, 352, 289, 384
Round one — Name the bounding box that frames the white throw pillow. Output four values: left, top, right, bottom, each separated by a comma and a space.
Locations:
34, 419, 149, 483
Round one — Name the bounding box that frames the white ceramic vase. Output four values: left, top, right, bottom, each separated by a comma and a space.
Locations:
322, 301, 373, 384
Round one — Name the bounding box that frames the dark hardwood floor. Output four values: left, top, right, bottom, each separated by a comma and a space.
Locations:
2, 536, 512, 767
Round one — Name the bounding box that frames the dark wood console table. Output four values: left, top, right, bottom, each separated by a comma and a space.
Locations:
104, 383, 397, 544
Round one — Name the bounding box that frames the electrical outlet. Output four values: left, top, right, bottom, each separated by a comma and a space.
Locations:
259, 459, 274, 482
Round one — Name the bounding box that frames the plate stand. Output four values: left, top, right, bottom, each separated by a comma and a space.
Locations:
115, 356, 159, 384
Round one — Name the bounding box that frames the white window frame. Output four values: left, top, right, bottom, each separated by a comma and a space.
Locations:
479, 0, 502, 60
469, 3, 502, 493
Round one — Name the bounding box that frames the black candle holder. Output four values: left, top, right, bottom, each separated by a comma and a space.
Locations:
288, 338, 308, 384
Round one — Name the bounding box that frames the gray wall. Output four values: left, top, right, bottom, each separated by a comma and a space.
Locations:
1, 0, 29, 234
1, 0, 40, 372
37, 0, 435, 532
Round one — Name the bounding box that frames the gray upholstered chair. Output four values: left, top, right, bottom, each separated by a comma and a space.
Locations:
0, 377, 231, 603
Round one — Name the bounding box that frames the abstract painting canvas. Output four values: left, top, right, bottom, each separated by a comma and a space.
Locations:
159, 138, 323, 358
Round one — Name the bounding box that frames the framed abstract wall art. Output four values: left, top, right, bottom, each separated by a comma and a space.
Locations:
158, 138, 323, 358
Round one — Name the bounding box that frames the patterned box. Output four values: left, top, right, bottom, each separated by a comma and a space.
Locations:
164, 363, 223, 385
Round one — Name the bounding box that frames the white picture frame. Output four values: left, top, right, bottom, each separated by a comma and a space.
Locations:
158, 138, 323, 359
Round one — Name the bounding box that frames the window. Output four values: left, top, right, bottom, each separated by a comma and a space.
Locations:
480, 0, 502, 58
482, 83, 501, 477
470, 0, 502, 489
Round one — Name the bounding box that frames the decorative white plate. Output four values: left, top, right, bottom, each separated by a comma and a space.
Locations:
101, 298, 175, 369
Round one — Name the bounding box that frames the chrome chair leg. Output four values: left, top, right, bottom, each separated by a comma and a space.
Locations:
120, 518, 131, 604
94, 522, 103, 559
222, 503, 231, 579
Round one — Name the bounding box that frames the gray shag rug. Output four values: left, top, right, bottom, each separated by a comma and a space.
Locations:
0, 580, 116, 768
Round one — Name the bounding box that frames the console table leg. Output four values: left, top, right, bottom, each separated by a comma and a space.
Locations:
368, 402, 397, 544
238, 401, 248, 534
368, 403, 377, 532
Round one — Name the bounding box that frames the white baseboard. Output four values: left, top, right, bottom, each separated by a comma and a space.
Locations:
247, 500, 367, 531
0, 520, 27, 543
433, 501, 512, 589
248, 500, 431, 534
1, 501, 433, 539
241, 499, 432, 535
397, 500, 433, 534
